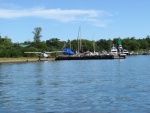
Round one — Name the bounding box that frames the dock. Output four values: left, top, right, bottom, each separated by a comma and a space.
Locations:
55, 54, 125, 60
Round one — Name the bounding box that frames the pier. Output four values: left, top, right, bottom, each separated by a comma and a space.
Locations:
55, 54, 121, 60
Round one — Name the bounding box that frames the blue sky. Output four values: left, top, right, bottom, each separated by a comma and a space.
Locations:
0, 0, 150, 43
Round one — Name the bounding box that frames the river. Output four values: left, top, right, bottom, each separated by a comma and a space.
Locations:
0, 55, 150, 113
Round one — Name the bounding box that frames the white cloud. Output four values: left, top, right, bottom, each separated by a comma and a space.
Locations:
0, 8, 112, 27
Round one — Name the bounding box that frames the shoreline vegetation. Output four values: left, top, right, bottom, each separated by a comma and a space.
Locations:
0, 57, 55, 63
1, 27, 150, 59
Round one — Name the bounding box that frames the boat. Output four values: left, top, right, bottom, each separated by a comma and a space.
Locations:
109, 44, 126, 58
123, 49, 129, 55
110, 44, 118, 56
117, 44, 126, 58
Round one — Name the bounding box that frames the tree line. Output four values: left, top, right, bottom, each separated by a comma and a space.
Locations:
0, 27, 150, 58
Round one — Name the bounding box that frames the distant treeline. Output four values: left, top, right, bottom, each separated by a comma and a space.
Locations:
0, 27, 150, 57
1, 36, 150, 58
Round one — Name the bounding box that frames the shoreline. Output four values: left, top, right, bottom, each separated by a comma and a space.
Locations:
0, 57, 55, 63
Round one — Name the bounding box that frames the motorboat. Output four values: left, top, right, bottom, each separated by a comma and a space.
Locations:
110, 44, 118, 55
118, 44, 126, 57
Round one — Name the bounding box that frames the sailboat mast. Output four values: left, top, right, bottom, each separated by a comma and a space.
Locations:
77, 30, 79, 53
77, 26, 81, 53
70, 40, 71, 49
79, 26, 82, 51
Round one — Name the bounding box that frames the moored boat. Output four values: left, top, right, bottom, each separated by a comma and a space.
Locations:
110, 44, 118, 56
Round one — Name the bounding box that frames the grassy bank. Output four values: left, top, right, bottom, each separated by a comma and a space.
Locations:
0, 57, 55, 63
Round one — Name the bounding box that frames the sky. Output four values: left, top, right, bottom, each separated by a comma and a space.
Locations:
0, 0, 150, 43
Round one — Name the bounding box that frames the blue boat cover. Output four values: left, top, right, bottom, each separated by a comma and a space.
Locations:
63, 48, 75, 55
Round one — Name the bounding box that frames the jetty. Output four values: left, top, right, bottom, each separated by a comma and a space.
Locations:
55, 54, 126, 60
55, 54, 114, 60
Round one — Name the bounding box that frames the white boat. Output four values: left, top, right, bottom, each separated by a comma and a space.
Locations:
118, 44, 126, 57
123, 49, 129, 55
129, 51, 134, 55
109, 44, 126, 58
110, 44, 118, 55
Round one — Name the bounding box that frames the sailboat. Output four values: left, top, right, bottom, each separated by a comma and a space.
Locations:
55, 27, 116, 60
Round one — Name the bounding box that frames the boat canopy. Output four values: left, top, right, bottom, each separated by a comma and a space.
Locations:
63, 48, 75, 55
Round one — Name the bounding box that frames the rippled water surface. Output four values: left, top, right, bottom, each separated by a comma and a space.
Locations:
0, 55, 150, 113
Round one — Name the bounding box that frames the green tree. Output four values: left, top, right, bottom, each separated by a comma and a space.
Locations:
138, 39, 149, 50
81, 39, 94, 52
32, 27, 42, 43
68, 39, 78, 52
146, 36, 150, 48
96, 39, 111, 51
46, 38, 64, 50
122, 38, 131, 50
0, 36, 13, 48
0, 36, 14, 57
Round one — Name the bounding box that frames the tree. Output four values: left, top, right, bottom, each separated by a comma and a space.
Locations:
46, 38, 64, 50
96, 39, 111, 51
146, 36, 150, 48
138, 39, 149, 50
122, 38, 131, 50
32, 27, 42, 43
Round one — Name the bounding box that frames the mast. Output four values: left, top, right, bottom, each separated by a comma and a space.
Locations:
77, 26, 81, 53
79, 26, 82, 51
70, 40, 71, 49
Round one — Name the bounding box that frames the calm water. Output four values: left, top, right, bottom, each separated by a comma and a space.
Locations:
0, 55, 150, 113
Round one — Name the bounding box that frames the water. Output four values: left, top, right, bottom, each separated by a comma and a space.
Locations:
0, 55, 150, 113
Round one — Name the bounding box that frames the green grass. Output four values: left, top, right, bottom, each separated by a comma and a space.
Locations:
0, 57, 55, 63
